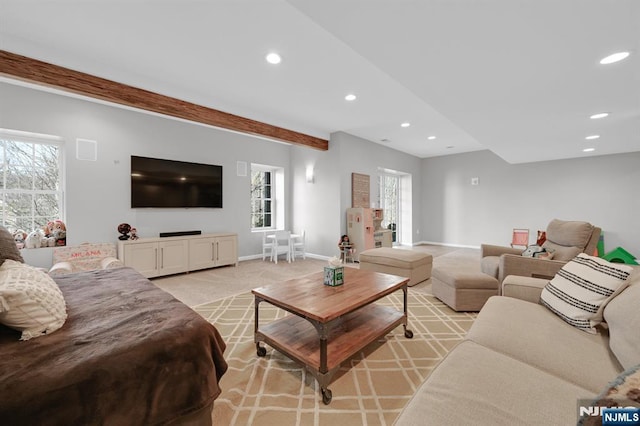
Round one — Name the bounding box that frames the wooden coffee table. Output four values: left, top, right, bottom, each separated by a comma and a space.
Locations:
252, 268, 412, 404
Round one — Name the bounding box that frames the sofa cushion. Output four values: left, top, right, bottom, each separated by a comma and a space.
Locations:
501, 275, 547, 303
541, 241, 581, 261
393, 340, 594, 426
480, 255, 499, 278
603, 268, 640, 370
545, 219, 594, 249
540, 254, 633, 334
466, 296, 623, 393
0, 226, 24, 267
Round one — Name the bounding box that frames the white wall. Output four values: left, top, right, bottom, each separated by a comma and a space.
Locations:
330, 132, 423, 245
421, 149, 640, 257
290, 144, 341, 258
292, 132, 424, 258
0, 82, 293, 266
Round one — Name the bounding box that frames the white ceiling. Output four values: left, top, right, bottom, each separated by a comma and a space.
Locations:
1, 0, 638, 163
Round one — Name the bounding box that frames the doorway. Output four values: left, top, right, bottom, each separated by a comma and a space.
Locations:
378, 169, 411, 245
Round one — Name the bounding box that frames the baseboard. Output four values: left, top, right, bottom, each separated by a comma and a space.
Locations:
239, 253, 331, 262
241, 244, 479, 263
415, 240, 480, 249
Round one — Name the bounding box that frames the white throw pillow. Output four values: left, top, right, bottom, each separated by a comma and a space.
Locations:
540, 253, 633, 334
0, 259, 67, 340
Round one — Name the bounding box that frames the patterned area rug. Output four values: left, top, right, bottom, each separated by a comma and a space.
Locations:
194, 290, 477, 426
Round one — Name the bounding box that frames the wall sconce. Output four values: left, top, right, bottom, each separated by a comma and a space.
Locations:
306, 164, 314, 183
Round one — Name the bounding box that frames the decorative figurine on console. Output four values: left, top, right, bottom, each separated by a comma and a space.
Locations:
130, 227, 139, 240
117, 223, 132, 240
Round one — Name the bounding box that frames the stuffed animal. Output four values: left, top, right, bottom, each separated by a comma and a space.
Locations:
522, 245, 546, 258
13, 229, 27, 249
43, 222, 54, 237
42, 236, 56, 247
50, 219, 67, 246
50, 220, 66, 233
25, 229, 44, 249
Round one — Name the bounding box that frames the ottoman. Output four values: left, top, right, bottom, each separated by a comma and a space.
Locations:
431, 268, 499, 311
359, 248, 432, 287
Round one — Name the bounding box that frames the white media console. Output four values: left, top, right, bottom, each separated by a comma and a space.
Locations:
118, 232, 238, 278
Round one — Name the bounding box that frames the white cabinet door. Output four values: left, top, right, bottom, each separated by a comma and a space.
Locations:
189, 238, 216, 271
123, 242, 159, 278
214, 235, 237, 267
119, 233, 237, 277
158, 240, 189, 275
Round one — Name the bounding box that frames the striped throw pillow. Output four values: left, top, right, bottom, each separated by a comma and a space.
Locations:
540, 253, 633, 334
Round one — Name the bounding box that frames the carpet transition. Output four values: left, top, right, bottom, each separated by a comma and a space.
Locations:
194, 290, 476, 426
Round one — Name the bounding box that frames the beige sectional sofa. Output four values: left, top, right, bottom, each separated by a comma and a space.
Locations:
394, 266, 640, 425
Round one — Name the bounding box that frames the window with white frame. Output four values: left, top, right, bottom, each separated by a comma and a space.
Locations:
250, 163, 284, 231
0, 129, 64, 233
251, 168, 273, 229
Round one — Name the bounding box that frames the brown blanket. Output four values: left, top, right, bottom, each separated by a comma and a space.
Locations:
0, 267, 227, 425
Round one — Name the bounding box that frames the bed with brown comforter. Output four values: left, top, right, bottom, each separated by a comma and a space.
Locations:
0, 267, 227, 425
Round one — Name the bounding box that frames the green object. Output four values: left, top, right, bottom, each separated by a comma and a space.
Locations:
602, 247, 639, 265
596, 233, 605, 257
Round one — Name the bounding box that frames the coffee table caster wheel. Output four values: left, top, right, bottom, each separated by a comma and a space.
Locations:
404, 329, 414, 339
321, 388, 332, 405
256, 345, 267, 357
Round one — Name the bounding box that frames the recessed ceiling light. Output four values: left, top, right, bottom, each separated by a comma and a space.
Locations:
600, 51, 630, 65
590, 112, 609, 119
401, 122, 411, 128
585, 135, 600, 140
446, 146, 454, 149
266, 52, 281, 64
345, 94, 356, 101
583, 148, 595, 152
427, 136, 436, 140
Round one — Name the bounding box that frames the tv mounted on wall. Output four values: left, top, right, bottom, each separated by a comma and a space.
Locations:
131, 155, 223, 208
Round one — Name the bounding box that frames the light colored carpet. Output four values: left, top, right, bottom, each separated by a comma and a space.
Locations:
153, 258, 329, 306
153, 245, 482, 306
195, 290, 477, 426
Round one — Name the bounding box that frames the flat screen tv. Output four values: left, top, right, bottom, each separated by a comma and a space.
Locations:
131, 155, 223, 208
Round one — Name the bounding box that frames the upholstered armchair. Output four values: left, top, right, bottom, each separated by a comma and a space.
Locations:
49, 242, 123, 275
481, 219, 601, 284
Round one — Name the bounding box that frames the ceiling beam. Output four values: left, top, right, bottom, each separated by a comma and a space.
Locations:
0, 50, 328, 151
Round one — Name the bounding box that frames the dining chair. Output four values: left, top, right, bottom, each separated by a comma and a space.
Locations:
261, 232, 273, 261
291, 230, 306, 261
271, 230, 291, 264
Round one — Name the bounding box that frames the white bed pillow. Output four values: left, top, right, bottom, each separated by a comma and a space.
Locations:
540, 253, 633, 334
0, 259, 67, 340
